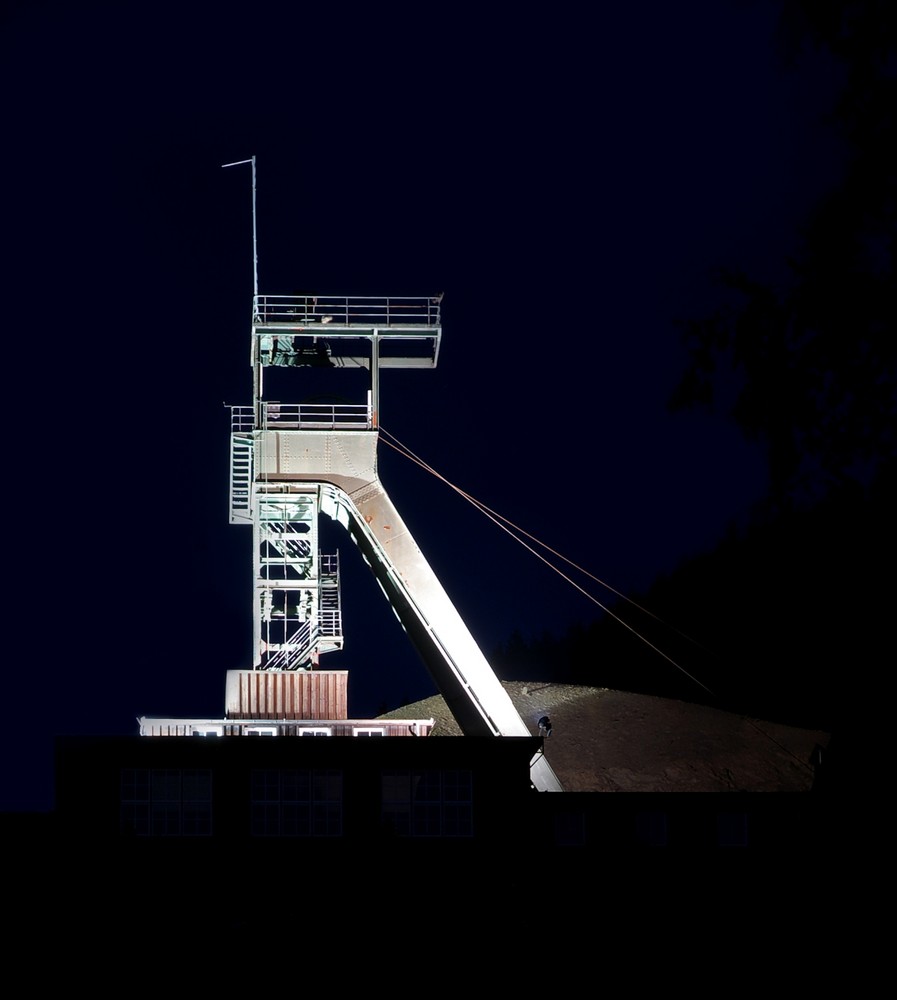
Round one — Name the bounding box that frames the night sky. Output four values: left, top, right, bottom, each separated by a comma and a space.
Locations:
1, 2, 863, 811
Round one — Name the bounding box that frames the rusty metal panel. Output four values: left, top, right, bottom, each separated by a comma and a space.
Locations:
225, 670, 348, 720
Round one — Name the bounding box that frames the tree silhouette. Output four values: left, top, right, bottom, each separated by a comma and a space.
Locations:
670, 1, 896, 510
493, 6, 893, 759
649, 2, 895, 755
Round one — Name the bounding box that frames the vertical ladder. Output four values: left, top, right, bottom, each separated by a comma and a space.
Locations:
229, 435, 253, 524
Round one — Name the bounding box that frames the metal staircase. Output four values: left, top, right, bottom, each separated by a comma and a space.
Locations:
249, 489, 345, 671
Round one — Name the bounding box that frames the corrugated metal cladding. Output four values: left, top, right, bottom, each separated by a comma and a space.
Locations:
226, 670, 348, 720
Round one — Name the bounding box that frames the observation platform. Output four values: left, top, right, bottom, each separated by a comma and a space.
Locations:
253, 294, 442, 369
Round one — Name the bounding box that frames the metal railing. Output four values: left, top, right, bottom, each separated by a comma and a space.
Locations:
229, 403, 372, 431
263, 622, 314, 670
230, 405, 254, 432
319, 553, 341, 639
253, 294, 441, 327
265, 402, 370, 429
318, 608, 342, 639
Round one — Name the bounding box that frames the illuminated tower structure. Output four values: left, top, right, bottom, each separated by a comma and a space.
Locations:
139, 288, 562, 792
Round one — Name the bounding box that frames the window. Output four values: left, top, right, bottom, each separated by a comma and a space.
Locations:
120, 768, 212, 837
300, 727, 332, 737
245, 726, 278, 736
251, 769, 343, 837
554, 811, 587, 847
717, 812, 749, 847
352, 727, 385, 737
381, 769, 473, 838
635, 810, 669, 847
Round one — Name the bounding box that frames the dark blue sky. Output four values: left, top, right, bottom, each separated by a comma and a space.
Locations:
1, 1, 850, 810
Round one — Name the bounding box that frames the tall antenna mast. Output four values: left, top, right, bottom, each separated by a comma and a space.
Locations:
221, 156, 258, 300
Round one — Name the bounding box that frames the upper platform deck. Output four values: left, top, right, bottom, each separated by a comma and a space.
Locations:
253, 294, 442, 368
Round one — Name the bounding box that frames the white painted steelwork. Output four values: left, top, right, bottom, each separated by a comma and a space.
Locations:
136, 718, 436, 737
231, 294, 563, 791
